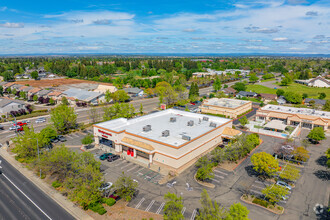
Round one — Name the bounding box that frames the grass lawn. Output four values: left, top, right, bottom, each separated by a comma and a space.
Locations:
246, 83, 330, 100
260, 78, 275, 82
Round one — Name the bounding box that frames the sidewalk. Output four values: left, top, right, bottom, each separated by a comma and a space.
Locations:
0, 146, 93, 220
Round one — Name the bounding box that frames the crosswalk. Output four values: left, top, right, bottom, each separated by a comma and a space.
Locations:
129, 196, 198, 219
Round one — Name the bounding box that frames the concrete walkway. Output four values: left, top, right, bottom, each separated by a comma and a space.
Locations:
0, 146, 94, 220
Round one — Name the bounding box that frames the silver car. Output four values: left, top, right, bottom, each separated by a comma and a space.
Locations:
35, 117, 46, 123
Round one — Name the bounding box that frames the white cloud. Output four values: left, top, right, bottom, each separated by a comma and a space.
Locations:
272, 37, 289, 41
0, 6, 7, 11
0, 22, 24, 28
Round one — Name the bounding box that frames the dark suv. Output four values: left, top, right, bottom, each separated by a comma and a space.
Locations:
107, 155, 120, 162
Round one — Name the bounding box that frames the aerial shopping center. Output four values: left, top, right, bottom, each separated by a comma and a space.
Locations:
93, 109, 240, 172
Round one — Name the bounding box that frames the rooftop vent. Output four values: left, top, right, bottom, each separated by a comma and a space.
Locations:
322, 113, 325, 116
182, 135, 191, 141
203, 117, 209, 121
162, 130, 170, 137
170, 117, 176, 122
187, 120, 194, 126
209, 122, 217, 128
143, 125, 151, 132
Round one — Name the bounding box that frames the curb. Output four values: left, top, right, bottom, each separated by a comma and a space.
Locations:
240, 195, 284, 215
193, 173, 215, 189
0, 147, 93, 220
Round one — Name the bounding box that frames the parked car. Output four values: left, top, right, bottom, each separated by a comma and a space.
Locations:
276, 181, 292, 190
99, 153, 113, 160
99, 182, 113, 191
108, 190, 121, 201
50, 137, 59, 143
0, 124, 4, 130
107, 154, 120, 162
57, 135, 66, 142
35, 117, 46, 123
21, 120, 30, 124
9, 125, 21, 131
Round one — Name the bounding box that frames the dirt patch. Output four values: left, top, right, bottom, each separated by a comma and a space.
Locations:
87, 200, 163, 220
217, 161, 239, 171
15, 78, 113, 88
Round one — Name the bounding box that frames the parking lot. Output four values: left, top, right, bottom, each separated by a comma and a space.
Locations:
211, 168, 232, 185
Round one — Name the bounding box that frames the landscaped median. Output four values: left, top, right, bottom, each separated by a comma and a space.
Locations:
240, 194, 284, 215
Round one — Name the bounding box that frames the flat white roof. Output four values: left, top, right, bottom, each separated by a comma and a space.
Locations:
95, 109, 231, 147
203, 98, 250, 109
261, 104, 330, 119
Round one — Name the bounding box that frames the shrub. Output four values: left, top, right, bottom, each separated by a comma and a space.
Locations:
88, 202, 107, 215
52, 180, 62, 188
252, 198, 268, 208
102, 197, 116, 207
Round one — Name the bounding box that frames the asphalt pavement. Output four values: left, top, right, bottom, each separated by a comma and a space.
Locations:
0, 155, 74, 220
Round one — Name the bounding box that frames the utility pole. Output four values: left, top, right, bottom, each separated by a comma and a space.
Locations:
37, 138, 41, 178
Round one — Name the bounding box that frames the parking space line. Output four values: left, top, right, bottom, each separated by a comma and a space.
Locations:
145, 200, 155, 212
214, 170, 228, 175
181, 207, 186, 215
115, 160, 127, 167
252, 185, 264, 189
255, 181, 270, 185
135, 198, 145, 209
67, 135, 74, 139
121, 162, 133, 170
212, 178, 220, 183
127, 165, 139, 172
250, 190, 262, 195
136, 168, 145, 175
72, 133, 79, 138
190, 209, 197, 220
156, 202, 165, 214
213, 174, 224, 179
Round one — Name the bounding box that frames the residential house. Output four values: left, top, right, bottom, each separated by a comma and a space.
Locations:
0, 98, 26, 116
236, 91, 258, 98
3, 82, 16, 92
63, 88, 105, 105
123, 87, 144, 97
304, 98, 326, 107
258, 93, 277, 103
222, 87, 237, 96
47, 90, 63, 102
295, 76, 330, 88
20, 86, 34, 93
37, 89, 51, 98
28, 88, 41, 100
277, 96, 287, 105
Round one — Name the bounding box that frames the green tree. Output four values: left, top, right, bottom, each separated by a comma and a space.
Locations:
279, 164, 301, 182
31, 71, 39, 80
103, 102, 135, 121
40, 126, 57, 144
33, 95, 38, 102
276, 89, 285, 97
61, 96, 69, 105
239, 116, 249, 127
318, 92, 326, 100
213, 76, 222, 92
12, 88, 17, 96
283, 91, 302, 104
0, 86, 3, 96
88, 106, 100, 123
49, 98, 55, 105
50, 104, 77, 134
189, 82, 199, 99
307, 127, 326, 142
155, 81, 178, 105
114, 172, 138, 202
104, 89, 112, 103
251, 152, 279, 176
196, 163, 214, 181
225, 203, 250, 220
323, 100, 330, 111
262, 185, 289, 204
280, 77, 291, 86
196, 189, 227, 220
249, 73, 259, 83
163, 192, 184, 220
112, 90, 130, 103
326, 148, 330, 168
302, 93, 308, 99
81, 134, 94, 146
233, 82, 246, 92
139, 103, 143, 115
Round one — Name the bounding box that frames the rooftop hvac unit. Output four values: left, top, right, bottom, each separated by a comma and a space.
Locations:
203, 117, 209, 121
143, 125, 151, 132
209, 122, 217, 128
182, 135, 191, 141
162, 130, 170, 137
187, 120, 194, 126
170, 117, 176, 122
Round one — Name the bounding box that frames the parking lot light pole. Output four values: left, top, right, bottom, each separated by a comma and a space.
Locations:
37, 138, 41, 179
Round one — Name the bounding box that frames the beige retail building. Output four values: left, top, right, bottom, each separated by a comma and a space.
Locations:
199, 98, 252, 119
93, 109, 237, 173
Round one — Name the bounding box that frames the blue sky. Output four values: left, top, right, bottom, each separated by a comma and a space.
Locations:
0, 0, 329, 54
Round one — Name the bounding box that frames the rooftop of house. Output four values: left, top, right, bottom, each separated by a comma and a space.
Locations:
237, 91, 257, 96
260, 104, 330, 119
0, 98, 25, 108
123, 87, 143, 94
63, 88, 104, 102
304, 98, 326, 105
202, 98, 251, 109
95, 109, 231, 147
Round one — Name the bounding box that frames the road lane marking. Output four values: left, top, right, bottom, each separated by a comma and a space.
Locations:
156, 202, 165, 214
190, 209, 197, 220
181, 207, 186, 215
2, 174, 52, 220
135, 198, 145, 209
145, 200, 155, 212
214, 170, 228, 175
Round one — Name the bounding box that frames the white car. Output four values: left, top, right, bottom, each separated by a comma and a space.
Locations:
21, 120, 30, 124
99, 182, 113, 191
9, 125, 21, 131
35, 117, 46, 123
